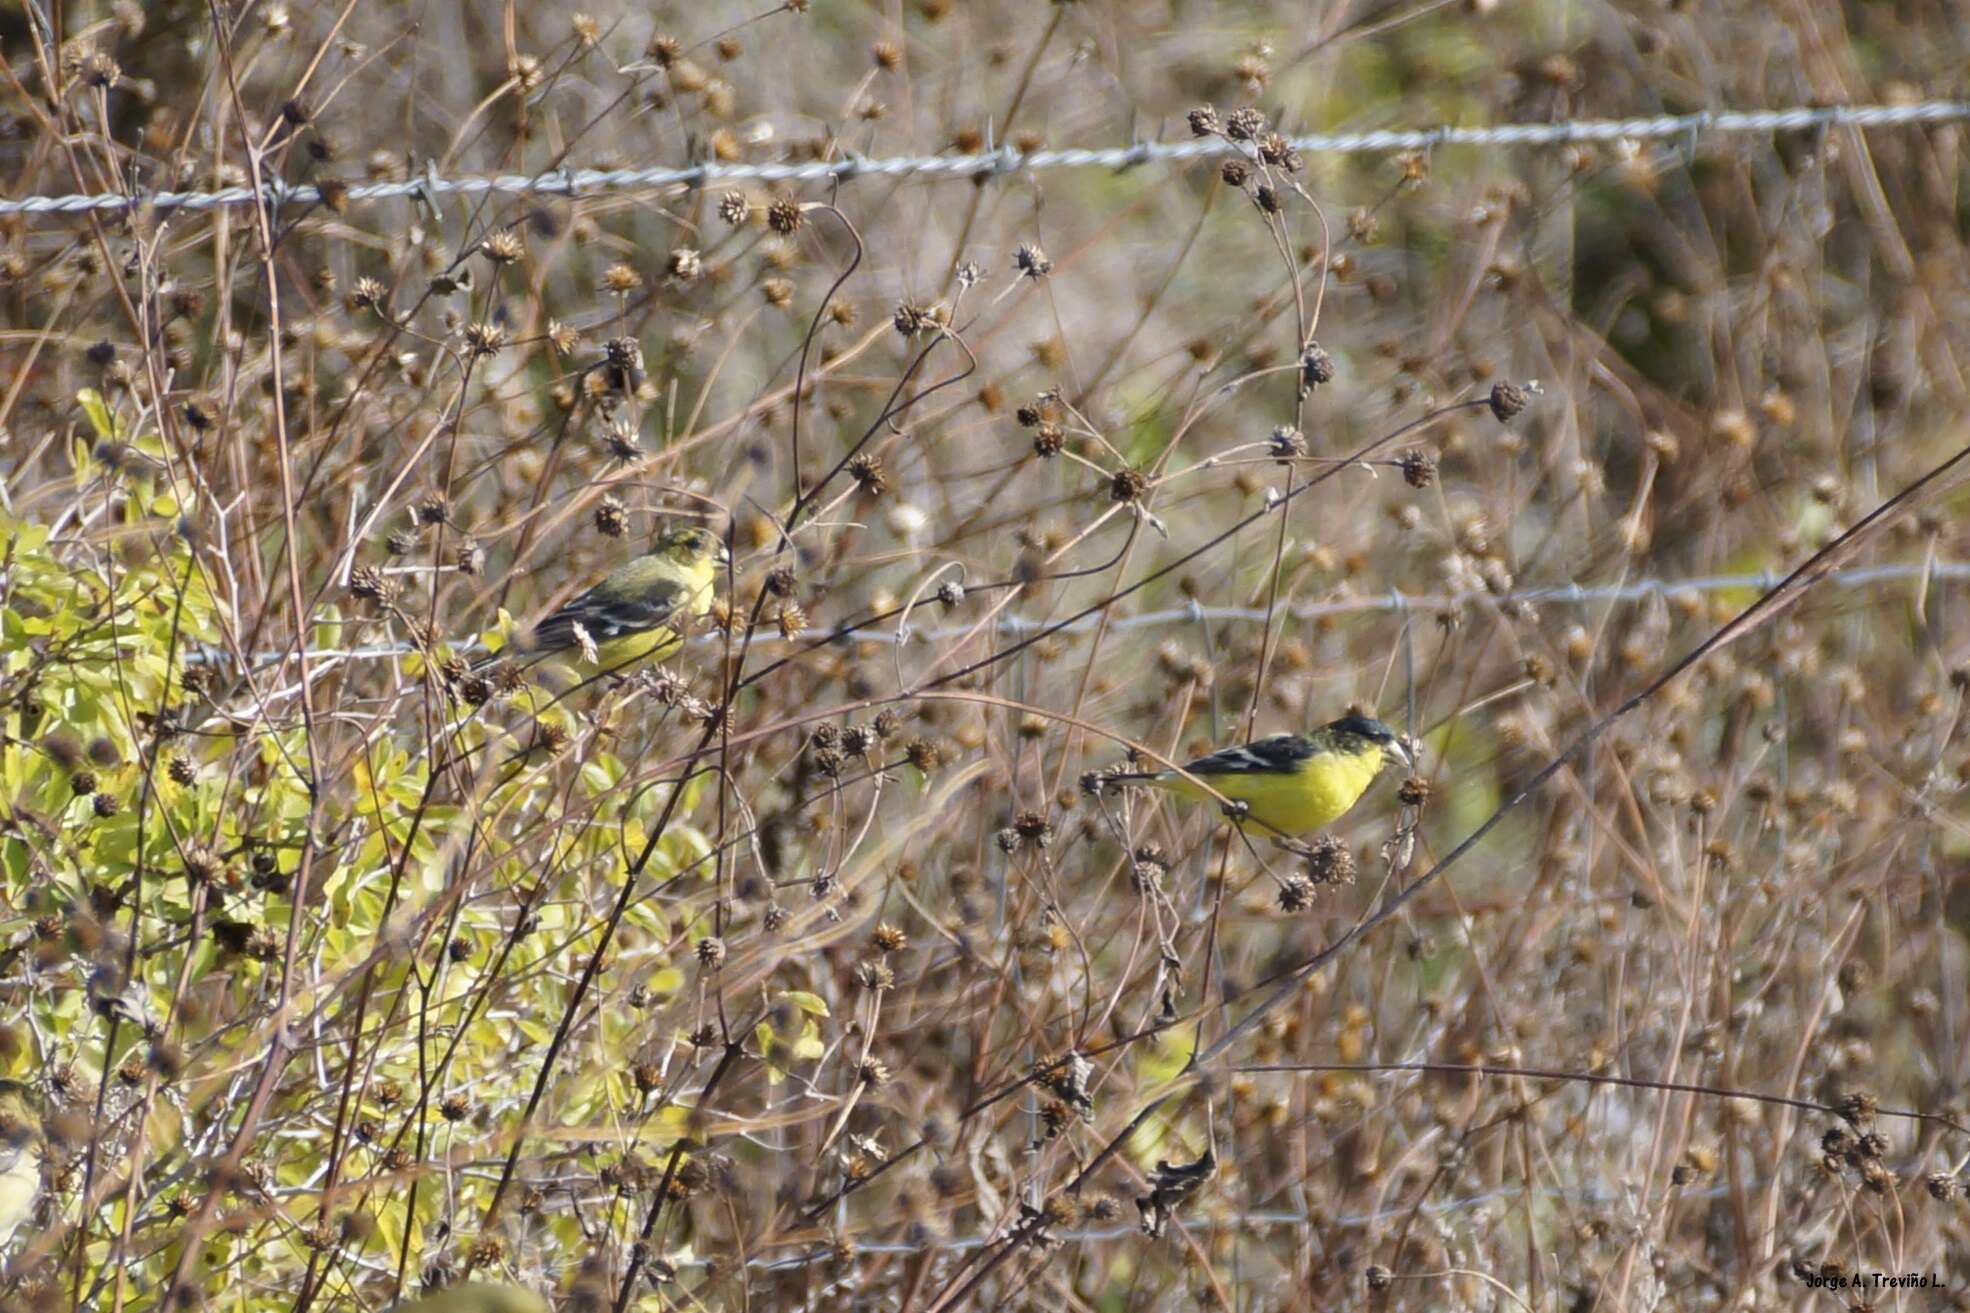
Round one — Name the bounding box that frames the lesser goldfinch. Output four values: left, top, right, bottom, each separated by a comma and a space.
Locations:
391, 1284, 549, 1313
0, 1079, 42, 1249
480, 526, 727, 674
1109, 715, 1412, 838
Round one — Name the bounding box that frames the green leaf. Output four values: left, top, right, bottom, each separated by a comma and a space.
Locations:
781, 990, 829, 1018
77, 387, 116, 440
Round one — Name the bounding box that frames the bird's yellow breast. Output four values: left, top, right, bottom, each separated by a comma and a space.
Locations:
591, 625, 684, 669
585, 558, 717, 670
1158, 743, 1387, 836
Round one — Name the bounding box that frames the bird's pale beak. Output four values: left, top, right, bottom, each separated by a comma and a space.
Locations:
1386, 737, 1415, 770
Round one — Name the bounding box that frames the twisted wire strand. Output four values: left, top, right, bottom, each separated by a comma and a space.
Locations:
3, 100, 1964, 217
206, 560, 1970, 669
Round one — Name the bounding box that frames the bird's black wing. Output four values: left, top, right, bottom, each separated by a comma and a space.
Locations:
528, 575, 687, 650
1182, 734, 1315, 776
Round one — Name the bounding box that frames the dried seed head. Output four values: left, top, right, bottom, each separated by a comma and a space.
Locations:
1397, 775, 1431, 807
1013, 244, 1052, 278
872, 922, 907, 953
854, 958, 895, 992
1399, 449, 1437, 488
1836, 1091, 1877, 1127
78, 50, 121, 88
351, 277, 386, 310
350, 566, 397, 604
1277, 876, 1317, 913
479, 230, 524, 265
1011, 811, 1055, 849
717, 191, 753, 225
438, 1094, 470, 1123
646, 34, 683, 66
696, 936, 726, 968
1220, 159, 1250, 187
1488, 380, 1529, 422
666, 247, 702, 281
1269, 425, 1307, 460
181, 845, 220, 885
936, 581, 964, 608
1225, 107, 1267, 141
533, 721, 571, 757
1254, 184, 1281, 214
1304, 834, 1356, 884
892, 302, 935, 337
594, 495, 629, 537
1032, 1098, 1074, 1142
767, 197, 804, 235
602, 262, 644, 295
1300, 343, 1331, 384
166, 753, 196, 785
1187, 105, 1221, 137
848, 452, 890, 496
776, 603, 808, 640
1258, 133, 1302, 171
605, 419, 642, 462
1109, 468, 1149, 504
1033, 423, 1065, 458
462, 321, 507, 357
858, 1058, 892, 1087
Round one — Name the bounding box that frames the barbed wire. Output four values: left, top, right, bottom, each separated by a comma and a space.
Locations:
3, 100, 1964, 218
679, 1176, 1757, 1274
211, 560, 1969, 669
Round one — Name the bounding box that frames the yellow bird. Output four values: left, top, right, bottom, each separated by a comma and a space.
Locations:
390, 1283, 549, 1313
480, 526, 728, 675
0, 1078, 43, 1250
1109, 715, 1412, 839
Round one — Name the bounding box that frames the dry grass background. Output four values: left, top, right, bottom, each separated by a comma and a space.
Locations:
3, 1, 1970, 1310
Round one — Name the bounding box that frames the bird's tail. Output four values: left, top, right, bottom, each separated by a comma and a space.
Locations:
1104, 770, 1167, 782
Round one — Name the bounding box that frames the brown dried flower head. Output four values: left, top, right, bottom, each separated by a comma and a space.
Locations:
1488, 380, 1529, 422
767, 197, 804, 235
